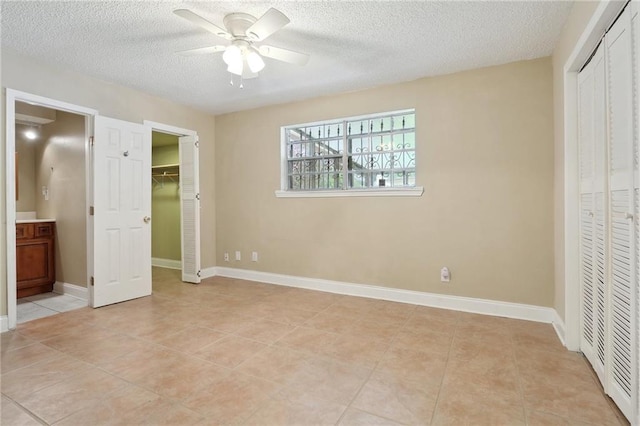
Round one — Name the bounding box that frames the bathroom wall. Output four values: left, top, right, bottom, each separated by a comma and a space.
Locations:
35, 111, 87, 287
152, 140, 181, 263
15, 129, 37, 212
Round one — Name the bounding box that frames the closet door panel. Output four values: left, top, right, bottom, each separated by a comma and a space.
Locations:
606, 8, 636, 419
580, 192, 595, 353
595, 191, 607, 378
578, 53, 598, 367
593, 48, 608, 381
631, 4, 639, 423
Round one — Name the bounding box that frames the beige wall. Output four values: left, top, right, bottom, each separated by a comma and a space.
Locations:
216, 58, 555, 307
1, 48, 217, 316
152, 142, 181, 262
15, 131, 37, 212
33, 111, 87, 286
551, 1, 600, 320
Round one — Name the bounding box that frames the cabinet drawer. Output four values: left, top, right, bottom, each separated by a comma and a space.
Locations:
16, 223, 34, 240
35, 223, 54, 238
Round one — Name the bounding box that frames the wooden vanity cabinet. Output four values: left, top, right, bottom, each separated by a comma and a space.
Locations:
16, 222, 56, 298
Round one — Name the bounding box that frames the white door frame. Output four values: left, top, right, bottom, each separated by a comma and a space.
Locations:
4, 89, 97, 330
143, 120, 200, 281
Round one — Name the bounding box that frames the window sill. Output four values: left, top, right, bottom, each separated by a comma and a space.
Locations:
274, 187, 424, 198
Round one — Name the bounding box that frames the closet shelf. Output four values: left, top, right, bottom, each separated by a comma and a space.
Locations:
152, 163, 179, 186
152, 163, 179, 170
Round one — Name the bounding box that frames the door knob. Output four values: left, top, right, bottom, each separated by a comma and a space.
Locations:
143, 216, 151, 223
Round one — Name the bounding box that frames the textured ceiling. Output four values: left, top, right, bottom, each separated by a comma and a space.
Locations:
1, 1, 573, 115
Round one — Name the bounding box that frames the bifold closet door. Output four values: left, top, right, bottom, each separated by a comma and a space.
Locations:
578, 42, 607, 384
605, 6, 637, 419
578, 4, 639, 422
179, 135, 201, 284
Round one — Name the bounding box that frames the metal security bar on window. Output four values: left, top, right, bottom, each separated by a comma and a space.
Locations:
284, 110, 415, 191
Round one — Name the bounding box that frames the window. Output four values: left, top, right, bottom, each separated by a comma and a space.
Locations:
280, 109, 421, 197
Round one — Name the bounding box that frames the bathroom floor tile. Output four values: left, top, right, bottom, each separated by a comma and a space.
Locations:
17, 292, 87, 325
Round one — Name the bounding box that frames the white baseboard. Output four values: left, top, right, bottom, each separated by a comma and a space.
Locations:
200, 267, 216, 279
0, 315, 8, 333
552, 310, 566, 347
152, 258, 182, 270
53, 281, 89, 301
212, 267, 557, 324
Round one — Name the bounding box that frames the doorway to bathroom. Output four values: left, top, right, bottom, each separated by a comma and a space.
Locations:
10, 98, 93, 325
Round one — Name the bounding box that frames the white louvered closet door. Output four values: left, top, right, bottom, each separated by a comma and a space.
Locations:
179, 135, 201, 284
606, 6, 637, 419
578, 4, 639, 423
578, 43, 607, 383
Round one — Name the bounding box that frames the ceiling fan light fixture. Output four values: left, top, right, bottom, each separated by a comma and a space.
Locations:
246, 48, 265, 73
174, 8, 309, 87
222, 44, 242, 66
227, 60, 243, 76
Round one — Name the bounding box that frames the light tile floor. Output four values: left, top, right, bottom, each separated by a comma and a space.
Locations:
1, 267, 629, 425
17, 293, 88, 324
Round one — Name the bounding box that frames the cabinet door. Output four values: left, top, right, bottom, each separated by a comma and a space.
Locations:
16, 240, 54, 285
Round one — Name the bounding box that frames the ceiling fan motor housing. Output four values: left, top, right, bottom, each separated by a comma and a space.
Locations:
223, 13, 258, 39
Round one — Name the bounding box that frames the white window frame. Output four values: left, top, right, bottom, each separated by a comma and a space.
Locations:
276, 109, 424, 198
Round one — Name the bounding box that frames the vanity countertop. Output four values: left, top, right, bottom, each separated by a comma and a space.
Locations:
16, 219, 56, 224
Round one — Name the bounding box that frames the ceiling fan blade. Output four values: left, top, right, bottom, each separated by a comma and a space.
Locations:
177, 45, 226, 56
173, 9, 232, 40
259, 45, 309, 66
246, 8, 290, 41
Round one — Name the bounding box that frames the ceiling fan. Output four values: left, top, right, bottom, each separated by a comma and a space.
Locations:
174, 8, 310, 81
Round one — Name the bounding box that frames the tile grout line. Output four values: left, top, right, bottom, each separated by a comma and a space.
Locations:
508, 324, 530, 426
333, 304, 417, 425
426, 315, 459, 426
1, 393, 49, 425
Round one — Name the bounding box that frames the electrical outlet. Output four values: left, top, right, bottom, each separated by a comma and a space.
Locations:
251, 251, 258, 262
224, 252, 229, 262
235, 251, 241, 261
440, 267, 450, 283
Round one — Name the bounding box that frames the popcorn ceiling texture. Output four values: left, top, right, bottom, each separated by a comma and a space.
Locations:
0, 1, 573, 114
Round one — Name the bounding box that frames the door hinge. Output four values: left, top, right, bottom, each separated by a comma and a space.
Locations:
90, 276, 95, 286
195, 193, 200, 200
90, 136, 95, 146
197, 270, 201, 278
89, 206, 94, 216
195, 138, 199, 148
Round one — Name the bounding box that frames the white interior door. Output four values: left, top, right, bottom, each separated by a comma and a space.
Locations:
179, 135, 201, 283
93, 116, 152, 307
